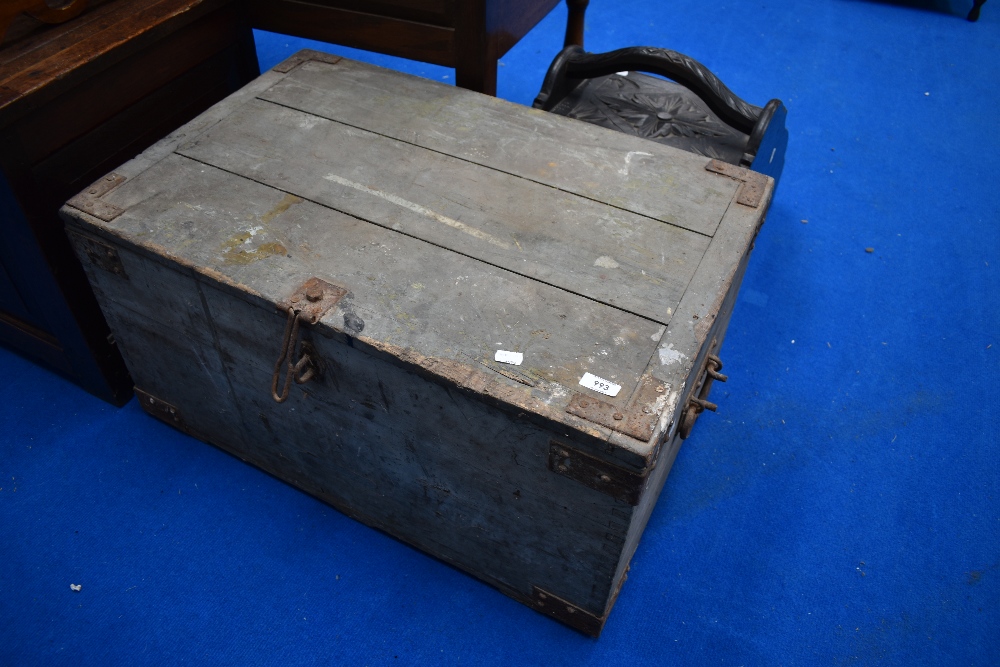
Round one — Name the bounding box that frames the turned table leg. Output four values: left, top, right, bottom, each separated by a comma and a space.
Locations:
564, 0, 589, 48
967, 0, 986, 21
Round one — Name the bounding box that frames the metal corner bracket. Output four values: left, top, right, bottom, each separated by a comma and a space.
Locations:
705, 158, 767, 208
67, 173, 127, 221
135, 387, 185, 429
272, 51, 343, 74
530, 586, 605, 637
564, 375, 666, 442
548, 440, 647, 505
69, 232, 127, 278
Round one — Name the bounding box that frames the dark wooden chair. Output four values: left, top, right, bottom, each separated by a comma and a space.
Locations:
533, 45, 788, 184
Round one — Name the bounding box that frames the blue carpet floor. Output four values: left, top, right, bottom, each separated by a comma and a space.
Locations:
2, 1, 998, 664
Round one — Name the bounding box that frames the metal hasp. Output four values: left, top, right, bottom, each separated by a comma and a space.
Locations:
271, 277, 347, 402
678, 353, 727, 439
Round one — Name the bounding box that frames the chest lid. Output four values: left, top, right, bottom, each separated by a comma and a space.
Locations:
62, 51, 773, 467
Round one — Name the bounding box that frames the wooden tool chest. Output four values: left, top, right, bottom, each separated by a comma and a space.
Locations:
61, 51, 774, 635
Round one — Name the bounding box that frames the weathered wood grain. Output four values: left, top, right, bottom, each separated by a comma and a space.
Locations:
257, 59, 738, 236
89, 154, 666, 430
66, 230, 249, 447
177, 98, 710, 324
0, 0, 235, 126
201, 278, 630, 614
645, 170, 774, 443
68, 216, 637, 617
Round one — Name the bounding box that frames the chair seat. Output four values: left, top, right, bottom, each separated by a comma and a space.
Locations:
534, 46, 788, 185
548, 71, 751, 166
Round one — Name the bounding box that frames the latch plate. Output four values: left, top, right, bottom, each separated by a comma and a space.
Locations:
271, 277, 348, 403
279, 277, 348, 324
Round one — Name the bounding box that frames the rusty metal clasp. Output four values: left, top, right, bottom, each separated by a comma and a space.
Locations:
271, 307, 317, 403
270, 278, 348, 403
678, 354, 727, 439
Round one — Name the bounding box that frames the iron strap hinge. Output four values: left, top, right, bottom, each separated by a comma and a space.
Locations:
270, 277, 347, 403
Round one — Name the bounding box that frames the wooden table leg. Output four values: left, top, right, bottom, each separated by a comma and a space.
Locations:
455, 0, 586, 95
455, 0, 498, 95
968, 0, 986, 20
455, 48, 498, 95
564, 0, 589, 48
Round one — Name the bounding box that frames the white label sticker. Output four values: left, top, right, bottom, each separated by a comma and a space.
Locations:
494, 350, 523, 366
579, 372, 621, 397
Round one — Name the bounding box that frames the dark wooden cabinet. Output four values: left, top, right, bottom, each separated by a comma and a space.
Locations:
0, 0, 260, 404
248, 0, 588, 95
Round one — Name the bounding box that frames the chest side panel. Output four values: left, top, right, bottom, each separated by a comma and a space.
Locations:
65, 229, 249, 448
198, 278, 632, 617
66, 211, 636, 621
645, 174, 772, 442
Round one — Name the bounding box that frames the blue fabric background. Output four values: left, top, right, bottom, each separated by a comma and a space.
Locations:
2, 0, 997, 664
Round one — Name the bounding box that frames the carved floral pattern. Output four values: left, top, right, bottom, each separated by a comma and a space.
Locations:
554, 74, 749, 164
